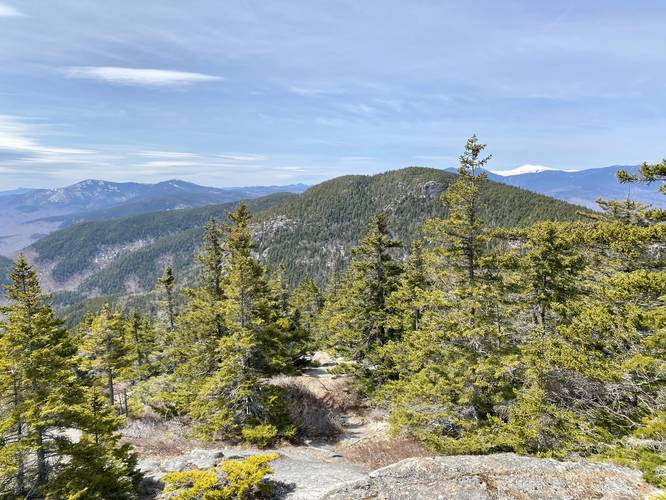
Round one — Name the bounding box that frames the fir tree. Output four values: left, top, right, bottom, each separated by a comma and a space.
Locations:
158, 264, 177, 333
48, 386, 141, 498
289, 276, 323, 344
190, 203, 292, 442
0, 256, 80, 495
384, 136, 515, 452
124, 309, 156, 381
81, 305, 128, 406
323, 212, 403, 390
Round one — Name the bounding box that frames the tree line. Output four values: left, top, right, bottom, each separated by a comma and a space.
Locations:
0, 136, 664, 497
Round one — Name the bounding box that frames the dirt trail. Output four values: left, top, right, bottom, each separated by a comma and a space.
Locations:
134, 351, 394, 498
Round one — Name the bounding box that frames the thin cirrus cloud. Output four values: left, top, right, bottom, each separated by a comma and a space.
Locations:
0, 3, 23, 17
64, 67, 223, 88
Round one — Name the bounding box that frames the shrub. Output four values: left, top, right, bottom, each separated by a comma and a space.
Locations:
241, 425, 279, 448
162, 453, 280, 499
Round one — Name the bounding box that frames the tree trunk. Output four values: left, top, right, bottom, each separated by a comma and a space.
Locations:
13, 375, 24, 496
35, 428, 48, 487
107, 368, 115, 406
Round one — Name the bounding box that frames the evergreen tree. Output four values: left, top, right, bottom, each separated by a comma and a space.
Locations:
617, 159, 666, 223
158, 264, 177, 333
323, 212, 403, 390
264, 266, 310, 372
190, 204, 292, 442
81, 305, 128, 406
48, 386, 141, 498
492, 221, 591, 454
289, 276, 323, 344
387, 240, 428, 336
160, 218, 228, 413
124, 309, 156, 382
384, 136, 515, 452
0, 256, 79, 495
0, 258, 139, 497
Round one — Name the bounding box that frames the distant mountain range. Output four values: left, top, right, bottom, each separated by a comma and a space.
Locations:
0, 179, 308, 255
20, 168, 584, 312
483, 165, 662, 209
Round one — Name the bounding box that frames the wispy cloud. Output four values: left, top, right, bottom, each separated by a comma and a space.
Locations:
217, 153, 266, 162
137, 150, 202, 159
64, 67, 223, 87
0, 115, 95, 159
0, 3, 23, 17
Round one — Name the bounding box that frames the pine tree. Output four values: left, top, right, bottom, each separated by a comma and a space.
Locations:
289, 276, 323, 344
384, 136, 515, 452
0, 257, 75, 495
124, 309, 156, 382
158, 264, 177, 333
190, 204, 292, 442
48, 386, 141, 498
323, 212, 403, 390
81, 304, 129, 406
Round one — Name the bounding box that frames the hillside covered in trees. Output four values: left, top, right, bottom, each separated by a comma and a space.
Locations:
0, 137, 664, 498
26, 167, 587, 317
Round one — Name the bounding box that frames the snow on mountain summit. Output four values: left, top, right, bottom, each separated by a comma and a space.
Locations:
492, 164, 577, 176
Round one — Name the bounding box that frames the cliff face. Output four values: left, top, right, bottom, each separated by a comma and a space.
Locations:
322, 453, 660, 500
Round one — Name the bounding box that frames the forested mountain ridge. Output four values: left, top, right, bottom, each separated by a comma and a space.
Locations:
25, 167, 586, 303
0, 179, 307, 255
1, 135, 663, 498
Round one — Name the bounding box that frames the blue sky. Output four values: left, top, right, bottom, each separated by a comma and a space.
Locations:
1, 0, 665, 189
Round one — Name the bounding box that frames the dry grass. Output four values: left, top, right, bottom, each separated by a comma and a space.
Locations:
273, 376, 346, 439
121, 408, 203, 457
339, 438, 432, 470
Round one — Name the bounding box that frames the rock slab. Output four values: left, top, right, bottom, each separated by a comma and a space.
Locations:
321, 453, 660, 500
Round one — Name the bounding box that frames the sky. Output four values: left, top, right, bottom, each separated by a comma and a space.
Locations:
1, 0, 665, 189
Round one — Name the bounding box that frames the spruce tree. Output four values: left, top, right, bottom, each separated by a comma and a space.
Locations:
0, 257, 139, 497
161, 218, 228, 413
0, 256, 79, 495
190, 203, 292, 442
80, 305, 128, 406
158, 264, 177, 333
48, 386, 141, 498
384, 136, 515, 452
323, 212, 403, 390
124, 309, 156, 382
289, 276, 323, 345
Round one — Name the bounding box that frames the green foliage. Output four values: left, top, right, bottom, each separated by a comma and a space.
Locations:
30, 168, 585, 307
321, 212, 403, 391
162, 453, 279, 499
0, 256, 141, 498
0, 254, 11, 287
157, 204, 300, 443
47, 387, 141, 499
241, 425, 279, 448
80, 304, 130, 406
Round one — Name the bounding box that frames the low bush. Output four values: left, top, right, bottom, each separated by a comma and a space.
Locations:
162, 453, 280, 499
241, 425, 279, 448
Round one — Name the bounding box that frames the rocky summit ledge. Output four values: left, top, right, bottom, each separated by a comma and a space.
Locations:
320, 453, 661, 500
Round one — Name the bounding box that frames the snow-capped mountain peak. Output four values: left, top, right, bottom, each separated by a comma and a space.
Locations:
491, 164, 567, 176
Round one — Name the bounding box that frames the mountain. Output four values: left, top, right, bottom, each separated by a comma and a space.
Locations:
0, 179, 308, 255
485, 165, 663, 209
24, 167, 587, 310
0, 187, 36, 198
0, 255, 11, 287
